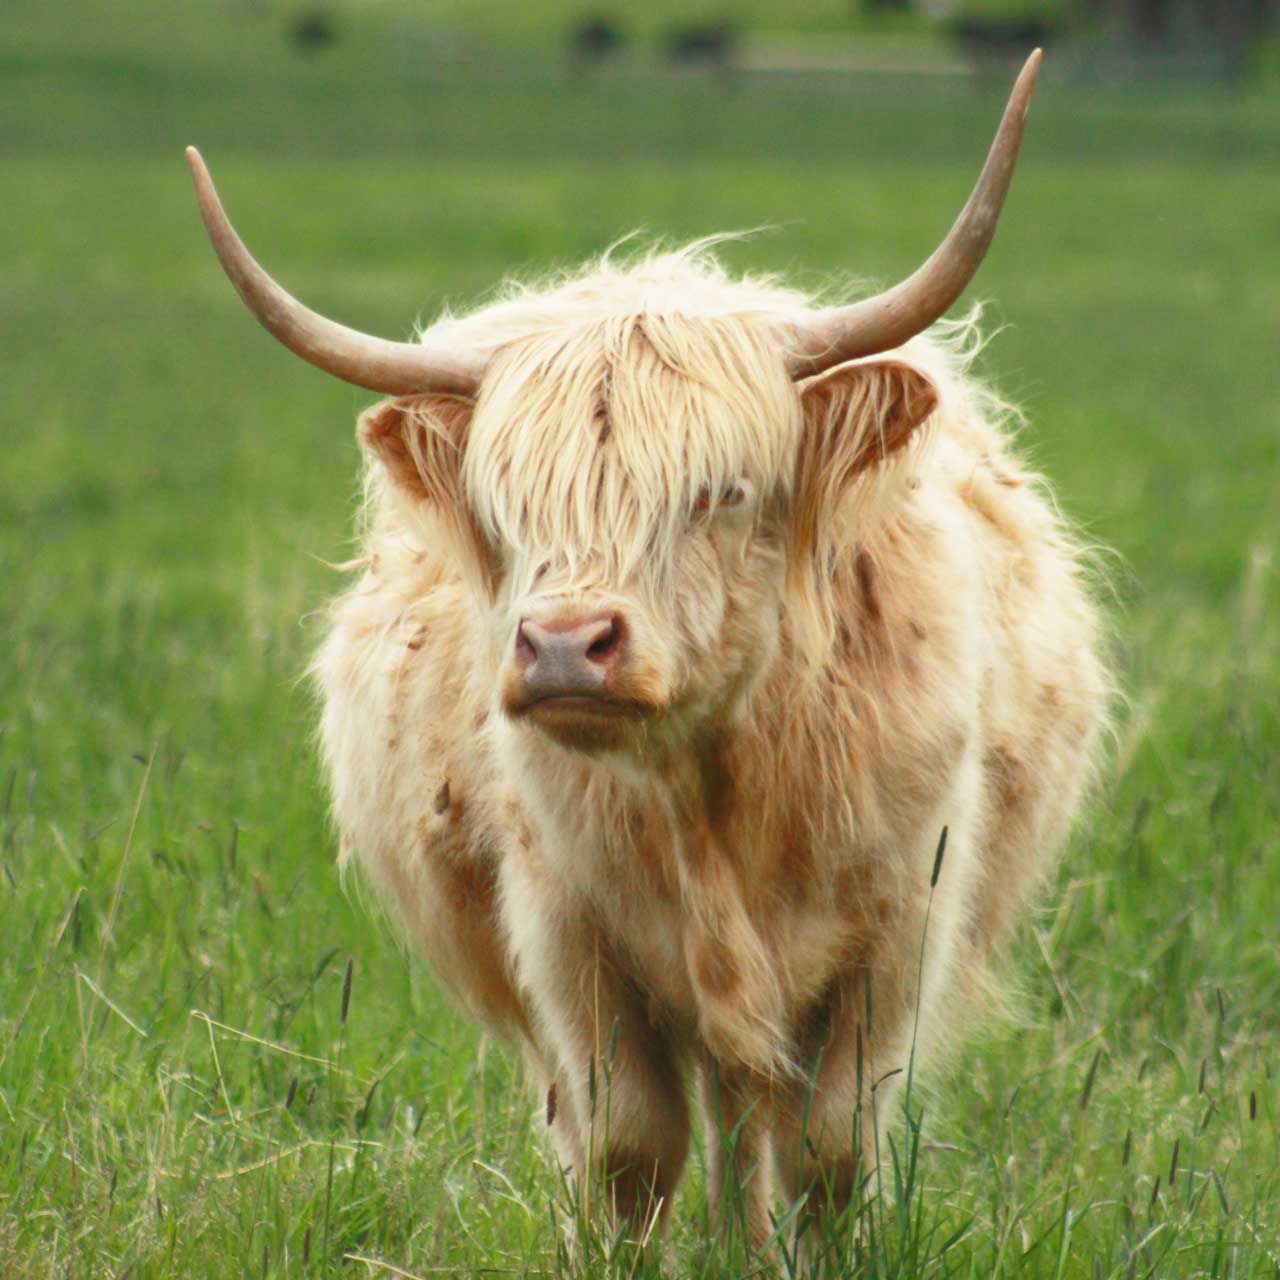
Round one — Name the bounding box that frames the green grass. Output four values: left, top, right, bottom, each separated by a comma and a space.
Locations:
2, 4, 1279, 1276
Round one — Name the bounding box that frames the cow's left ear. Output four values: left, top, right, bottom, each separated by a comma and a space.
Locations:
792, 358, 938, 546
359, 393, 500, 593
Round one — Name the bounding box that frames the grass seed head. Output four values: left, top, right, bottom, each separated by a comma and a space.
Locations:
1199, 1099, 1215, 1133
1080, 1048, 1102, 1112
930, 826, 948, 889
856, 1021, 864, 1101
341, 957, 353, 1025
1211, 1168, 1230, 1215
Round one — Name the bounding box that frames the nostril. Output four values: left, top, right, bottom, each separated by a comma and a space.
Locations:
515, 620, 538, 663
585, 616, 623, 663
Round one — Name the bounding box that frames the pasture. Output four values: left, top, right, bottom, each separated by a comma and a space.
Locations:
2, 3, 1278, 1275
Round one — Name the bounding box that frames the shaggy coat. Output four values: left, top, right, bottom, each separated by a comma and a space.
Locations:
313, 245, 1108, 1238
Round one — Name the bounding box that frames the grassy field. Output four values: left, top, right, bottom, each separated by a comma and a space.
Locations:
2, 2, 1279, 1276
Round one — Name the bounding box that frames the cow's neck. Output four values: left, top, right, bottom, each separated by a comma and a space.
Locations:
651, 729, 791, 1075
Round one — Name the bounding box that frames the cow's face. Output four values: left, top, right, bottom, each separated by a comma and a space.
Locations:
361, 316, 936, 759
493, 478, 790, 756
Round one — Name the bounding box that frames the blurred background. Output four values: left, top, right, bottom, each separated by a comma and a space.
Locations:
3, 1, 1278, 1275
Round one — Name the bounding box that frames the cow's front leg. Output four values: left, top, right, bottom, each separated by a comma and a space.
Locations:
698, 1054, 774, 1250
521, 1043, 585, 1187
502, 857, 689, 1236
770, 967, 886, 1241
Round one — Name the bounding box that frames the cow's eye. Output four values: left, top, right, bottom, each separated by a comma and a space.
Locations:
693, 483, 750, 516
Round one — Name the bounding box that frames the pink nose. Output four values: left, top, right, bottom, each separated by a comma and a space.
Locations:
515, 612, 626, 699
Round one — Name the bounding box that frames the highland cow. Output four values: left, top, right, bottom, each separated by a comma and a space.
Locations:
188, 50, 1108, 1243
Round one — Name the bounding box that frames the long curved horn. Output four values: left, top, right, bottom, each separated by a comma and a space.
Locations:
185, 147, 484, 397
790, 49, 1042, 380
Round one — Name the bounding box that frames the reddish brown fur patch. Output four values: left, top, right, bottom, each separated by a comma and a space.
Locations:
835, 617, 855, 658
434, 780, 451, 815
501, 798, 536, 853
623, 801, 678, 901
444, 857, 497, 915
772, 809, 815, 893
961, 472, 1033, 590
700, 749, 734, 843
834, 862, 895, 946
855, 549, 881, 624
985, 744, 1028, 813
833, 864, 860, 908
646, 992, 663, 1030
689, 931, 741, 998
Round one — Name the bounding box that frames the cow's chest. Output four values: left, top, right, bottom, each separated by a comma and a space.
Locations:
522, 771, 799, 1039
555, 786, 703, 1011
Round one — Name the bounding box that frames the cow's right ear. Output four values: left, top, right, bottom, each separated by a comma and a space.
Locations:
359, 394, 474, 509
358, 394, 500, 592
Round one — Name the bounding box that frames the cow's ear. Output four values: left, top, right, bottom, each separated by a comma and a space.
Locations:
359, 393, 474, 509
792, 358, 937, 545
359, 394, 500, 592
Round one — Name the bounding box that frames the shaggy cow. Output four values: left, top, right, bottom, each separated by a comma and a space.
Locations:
188, 51, 1108, 1244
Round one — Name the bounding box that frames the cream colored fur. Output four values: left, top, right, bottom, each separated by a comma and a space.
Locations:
312, 243, 1110, 1240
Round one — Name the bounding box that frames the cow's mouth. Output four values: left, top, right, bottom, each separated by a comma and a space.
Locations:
524, 694, 649, 717
509, 693, 658, 751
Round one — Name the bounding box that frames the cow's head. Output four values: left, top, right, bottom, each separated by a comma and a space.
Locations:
187, 54, 1039, 758
353, 313, 940, 757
